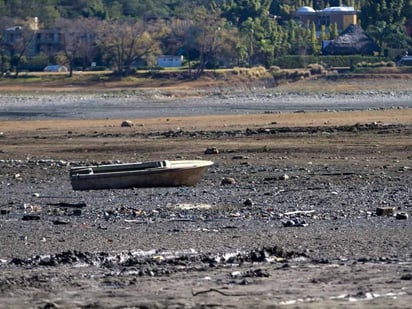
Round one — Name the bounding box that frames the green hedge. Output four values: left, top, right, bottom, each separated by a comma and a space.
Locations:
20, 55, 49, 71
272, 55, 389, 69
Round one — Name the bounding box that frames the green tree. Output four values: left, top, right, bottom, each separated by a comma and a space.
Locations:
403, 0, 412, 40
222, 0, 271, 26
239, 17, 257, 66
272, 23, 289, 57
329, 23, 339, 40
57, 0, 106, 19
310, 21, 320, 55
360, 0, 406, 29
321, 25, 329, 41
367, 20, 411, 52
185, 6, 232, 76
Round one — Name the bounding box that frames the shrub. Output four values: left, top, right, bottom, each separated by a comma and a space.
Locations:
307, 63, 325, 75
86, 66, 108, 71
269, 66, 281, 72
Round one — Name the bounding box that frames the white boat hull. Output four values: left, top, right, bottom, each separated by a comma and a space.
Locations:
70, 160, 213, 190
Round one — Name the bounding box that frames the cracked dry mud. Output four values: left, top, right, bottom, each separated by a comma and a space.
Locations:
0, 107, 411, 308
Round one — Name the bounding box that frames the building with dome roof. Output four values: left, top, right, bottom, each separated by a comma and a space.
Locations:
295, 6, 357, 34
296, 6, 316, 15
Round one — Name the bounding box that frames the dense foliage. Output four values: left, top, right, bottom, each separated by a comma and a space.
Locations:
0, 0, 411, 76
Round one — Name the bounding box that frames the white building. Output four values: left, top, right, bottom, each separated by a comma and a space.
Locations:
156, 55, 183, 67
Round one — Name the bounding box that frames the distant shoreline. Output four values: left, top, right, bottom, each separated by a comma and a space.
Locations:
0, 74, 411, 121
0, 71, 412, 95
0, 90, 411, 121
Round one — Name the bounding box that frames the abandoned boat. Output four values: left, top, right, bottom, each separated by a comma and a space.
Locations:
70, 160, 214, 190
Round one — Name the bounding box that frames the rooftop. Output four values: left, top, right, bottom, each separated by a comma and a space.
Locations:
296, 6, 356, 15
296, 6, 316, 14
322, 6, 356, 13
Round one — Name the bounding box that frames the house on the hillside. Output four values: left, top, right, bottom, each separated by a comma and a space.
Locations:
322, 24, 381, 55
34, 29, 63, 55
2, 18, 63, 56
295, 5, 357, 33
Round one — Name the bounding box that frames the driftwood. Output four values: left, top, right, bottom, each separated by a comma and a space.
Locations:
283, 210, 315, 216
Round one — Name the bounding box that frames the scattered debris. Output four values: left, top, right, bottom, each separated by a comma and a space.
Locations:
72, 209, 82, 216
175, 203, 212, 210
47, 202, 87, 208
205, 147, 219, 154
395, 212, 409, 220
243, 198, 254, 206
221, 177, 236, 185
231, 268, 270, 278
280, 174, 290, 180
22, 214, 41, 221
52, 220, 70, 225
401, 274, 412, 280
283, 210, 315, 216
376, 207, 395, 216
281, 218, 308, 227
232, 155, 248, 160
121, 120, 134, 127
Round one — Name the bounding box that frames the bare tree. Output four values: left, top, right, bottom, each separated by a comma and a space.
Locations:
54, 17, 103, 76
0, 17, 15, 76
75, 18, 103, 70
1, 18, 36, 77
99, 19, 168, 77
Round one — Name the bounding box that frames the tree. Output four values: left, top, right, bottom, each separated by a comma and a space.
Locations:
0, 16, 14, 75
184, 6, 238, 77
367, 20, 411, 53
75, 18, 103, 70
310, 21, 320, 55
329, 23, 339, 40
1, 18, 36, 77
223, 0, 271, 26
55, 17, 103, 76
100, 19, 167, 76
403, 0, 412, 40
360, 0, 406, 30
57, 0, 106, 19
0, 1, 60, 27
239, 17, 257, 66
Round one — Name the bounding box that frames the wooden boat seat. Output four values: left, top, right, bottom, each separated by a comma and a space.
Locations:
70, 160, 171, 175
